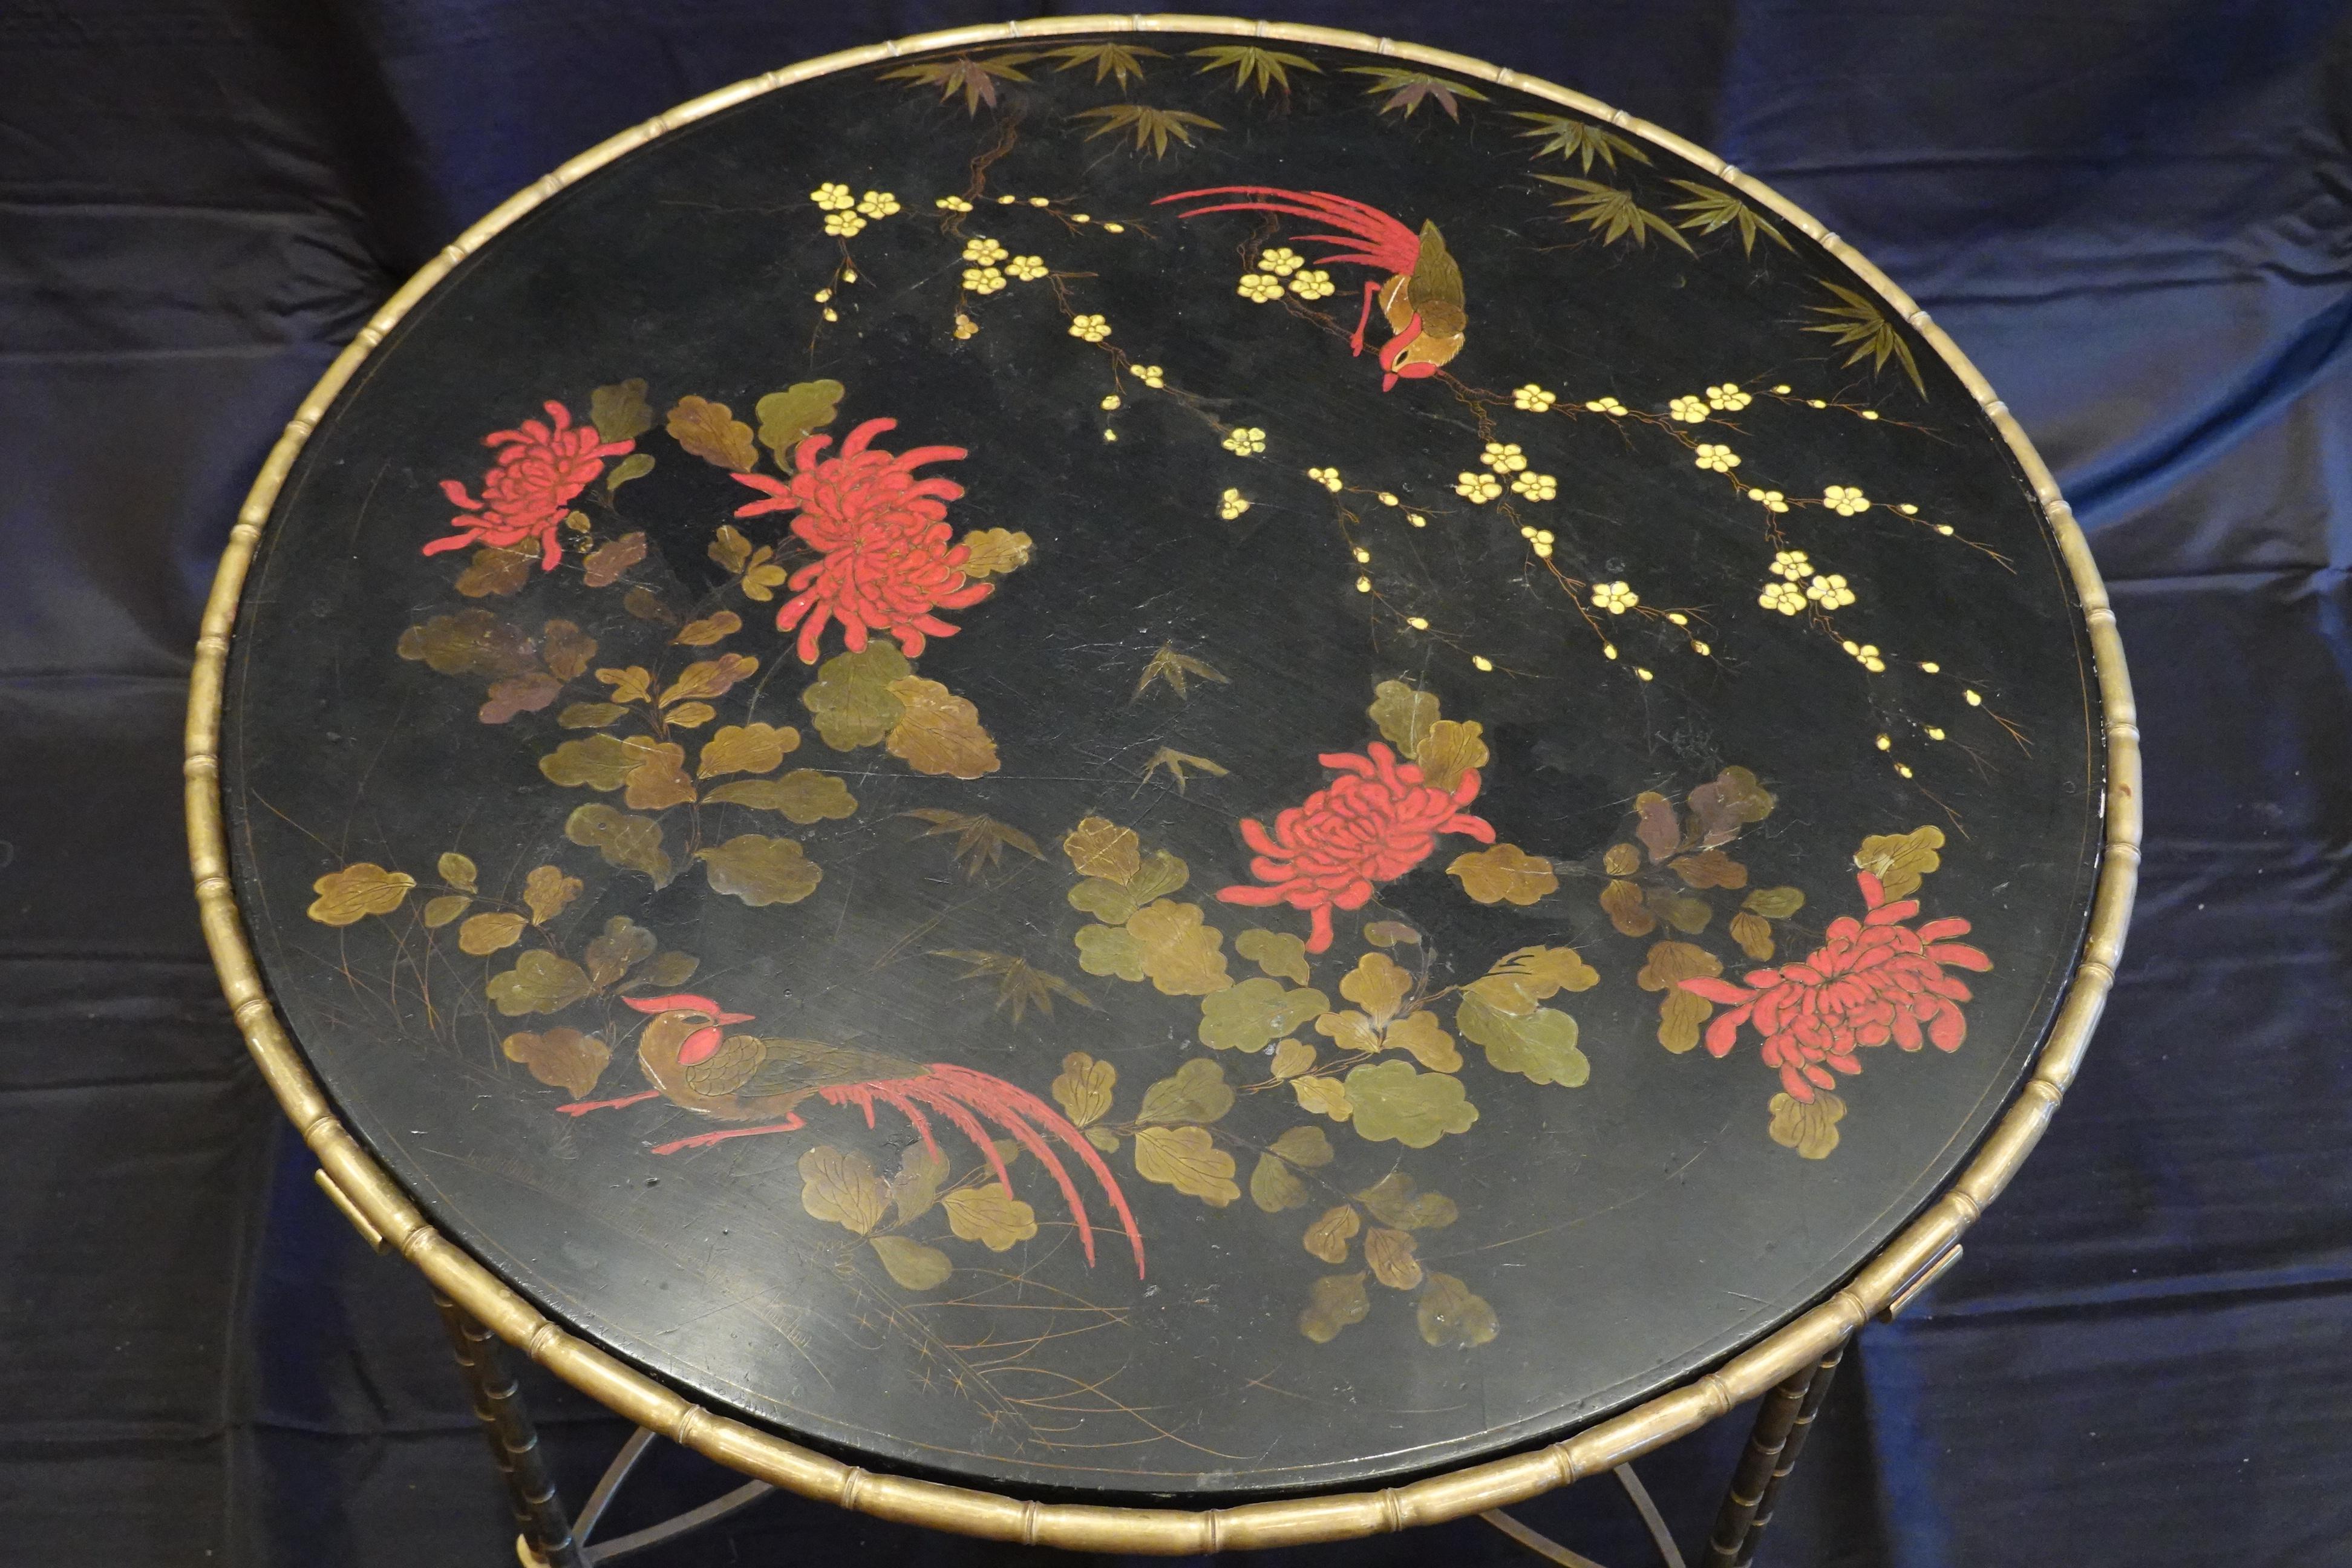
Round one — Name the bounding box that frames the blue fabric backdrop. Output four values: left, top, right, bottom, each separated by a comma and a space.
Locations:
3, 3, 2347, 1564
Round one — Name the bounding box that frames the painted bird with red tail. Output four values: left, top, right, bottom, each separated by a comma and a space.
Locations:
1155, 186, 1466, 389
558, 994, 1146, 1276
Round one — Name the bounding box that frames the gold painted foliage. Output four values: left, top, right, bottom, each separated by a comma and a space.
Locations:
305, 863, 414, 926
590, 377, 656, 443
900, 808, 1043, 878
941, 1183, 1039, 1249
1368, 679, 1440, 758
1639, 941, 1724, 1053
802, 644, 910, 749
1302, 1204, 1360, 1264
1050, 1053, 1117, 1127
885, 678, 998, 777
754, 380, 843, 461
694, 834, 822, 907
486, 950, 593, 1016
1134, 642, 1228, 701
934, 950, 1096, 1024
1456, 946, 1596, 1088
1667, 180, 1791, 255
956, 528, 1032, 577
868, 1235, 953, 1292
1137, 1057, 1233, 1125
501, 1027, 608, 1099
1200, 976, 1330, 1053
1418, 1273, 1499, 1348
1511, 112, 1649, 172
1299, 1273, 1370, 1343
1856, 825, 1945, 900
799, 1145, 890, 1235
880, 52, 1036, 115
1188, 44, 1318, 96
1236, 927, 1312, 985
1342, 1060, 1477, 1148
522, 865, 582, 925
1044, 39, 1161, 89
1770, 1091, 1846, 1159
675, 610, 740, 647
1806, 281, 1926, 395
1075, 899, 1231, 995
1133, 1125, 1238, 1207
704, 769, 858, 824
1072, 103, 1222, 157
566, 803, 673, 886
1346, 65, 1488, 120
1540, 177, 1693, 252
666, 394, 758, 471
1448, 843, 1557, 906
697, 722, 800, 779
581, 532, 646, 589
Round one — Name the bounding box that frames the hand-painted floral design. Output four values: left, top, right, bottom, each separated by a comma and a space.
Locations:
1217, 743, 1495, 953
1824, 485, 1870, 515
1480, 441, 1527, 473
1669, 394, 1708, 423
1678, 871, 1991, 1101
730, 417, 992, 664
1237, 272, 1285, 303
1585, 396, 1625, 415
1511, 471, 1558, 501
425, 400, 636, 570
1707, 382, 1753, 410
1592, 581, 1638, 613
1806, 572, 1857, 609
1694, 442, 1741, 472
1512, 383, 1557, 411
1454, 471, 1501, 503
1750, 488, 1791, 512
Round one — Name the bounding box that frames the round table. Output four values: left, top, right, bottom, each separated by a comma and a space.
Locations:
186, 16, 2138, 1562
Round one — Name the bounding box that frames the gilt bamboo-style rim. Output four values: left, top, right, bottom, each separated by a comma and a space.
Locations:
184, 15, 2140, 1552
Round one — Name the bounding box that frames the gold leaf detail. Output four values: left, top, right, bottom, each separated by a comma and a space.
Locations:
1269, 1126, 1334, 1169
558, 702, 629, 730
1300, 1273, 1370, 1342
1050, 1052, 1117, 1127
666, 394, 759, 471
704, 769, 857, 824
564, 803, 672, 886
1769, 1091, 1846, 1158
1133, 642, 1229, 702
485, 950, 592, 1016
1638, 941, 1723, 1053
1198, 976, 1330, 1052
754, 380, 844, 459
1291, 1074, 1352, 1122
798, 1145, 889, 1235
437, 852, 479, 892
595, 665, 653, 704
695, 834, 822, 907
501, 1027, 609, 1099
1368, 679, 1439, 758
1448, 843, 1558, 906
1355, 1172, 1459, 1230
1417, 1273, 1498, 1347
541, 733, 658, 792
884, 677, 999, 777
1385, 1010, 1462, 1072
604, 451, 656, 494
457, 911, 527, 956
589, 377, 656, 442
1132, 1125, 1239, 1206
1855, 825, 1946, 900
662, 702, 715, 728
802, 645, 909, 749
1670, 848, 1748, 889
1302, 1205, 1359, 1264
1455, 995, 1586, 1085
1743, 886, 1807, 920
1338, 950, 1413, 1028
891, 1145, 947, 1223
1137, 1057, 1233, 1125
957, 528, 1032, 577
868, 1235, 953, 1291
1270, 1039, 1318, 1080
1365, 1227, 1423, 1290
583, 916, 656, 988
1362, 920, 1422, 949
305, 864, 415, 926
660, 653, 759, 708
454, 545, 534, 598
697, 722, 799, 779
1249, 1152, 1308, 1212
581, 531, 646, 589
1062, 817, 1142, 884
1601, 878, 1656, 936
941, 1182, 1040, 1249
1416, 719, 1488, 792
1688, 766, 1776, 844
1602, 842, 1642, 877
422, 895, 469, 928
1730, 910, 1775, 961
621, 741, 695, 811
1342, 1061, 1478, 1148
1237, 927, 1312, 984
675, 611, 742, 647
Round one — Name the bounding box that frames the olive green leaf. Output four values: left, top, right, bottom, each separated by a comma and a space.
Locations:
674, 610, 741, 648
1666, 179, 1791, 255
899, 808, 1043, 878
665, 394, 758, 470
457, 911, 528, 956
1198, 976, 1330, 1052
1448, 843, 1558, 906
603, 452, 656, 494
696, 834, 822, 907
885, 678, 999, 778
941, 1182, 1040, 1249
1302, 1204, 1359, 1263
1638, 941, 1724, 1053
1805, 281, 1926, 395
799, 1145, 889, 1235
704, 769, 858, 824
1138, 1057, 1235, 1125
1354, 1172, 1459, 1230
868, 1235, 953, 1291
1456, 994, 1588, 1086
501, 1027, 609, 1099
1236, 927, 1312, 985
1346, 66, 1488, 120
1511, 113, 1650, 172
581, 531, 646, 589
1855, 825, 1945, 899
1189, 44, 1318, 96
582, 916, 656, 988
879, 53, 1037, 116
1365, 1227, 1423, 1290
1050, 1052, 1117, 1126
1769, 1090, 1846, 1159
1342, 1061, 1478, 1148
486, 950, 593, 1016
956, 528, 1031, 576
305, 863, 415, 926
1044, 41, 1163, 90
802, 645, 910, 750
564, 803, 673, 886
1133, 1125, 1240, 1206
590, 377, 656, 442
1417, 1273, 1498, 1348
1071, 104, 1222, 158
1134, 642, 1230, 702
933, 950, 1097, 1024
1539, 175, 1695, 252
754, 379, 844, 462
1368, 679, 1440, 758
1743, 885, 1807, 920
1300, 1273, 1371, 1342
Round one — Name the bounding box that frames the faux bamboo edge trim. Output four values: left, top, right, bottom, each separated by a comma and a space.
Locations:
183, 14, 2140, 1552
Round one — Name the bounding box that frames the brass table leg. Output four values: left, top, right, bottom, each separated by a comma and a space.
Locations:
1701, 1342, 1844, 1567
433, 1292, 589, 1568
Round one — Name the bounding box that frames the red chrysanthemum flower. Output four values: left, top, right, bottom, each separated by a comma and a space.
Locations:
1681, 871, 1993, 1102
730, 417, 993, 664
1215, 742, 1495, 953
424, 400, 635, 572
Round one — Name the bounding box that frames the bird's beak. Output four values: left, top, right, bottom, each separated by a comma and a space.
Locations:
716, 1010, 755, 1025
1382, 371, 1399, 391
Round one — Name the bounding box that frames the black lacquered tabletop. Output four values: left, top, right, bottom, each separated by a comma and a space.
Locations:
223, 28, 2101, 1500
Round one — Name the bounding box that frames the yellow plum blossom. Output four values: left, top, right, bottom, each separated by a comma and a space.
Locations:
1454, 471, 1502, 503
1511, 471, 1558, 501
810, 182, 855, 211
1694, 443, 1741, 473
1593, 581, 1639, 614
1513, 384, 1558, 411
1068, 313, 1111, 342
1223, 426, 1266, 456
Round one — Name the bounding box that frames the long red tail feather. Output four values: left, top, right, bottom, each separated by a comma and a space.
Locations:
1155, 185, 1419, 276
820, 1065, 1147, 1278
